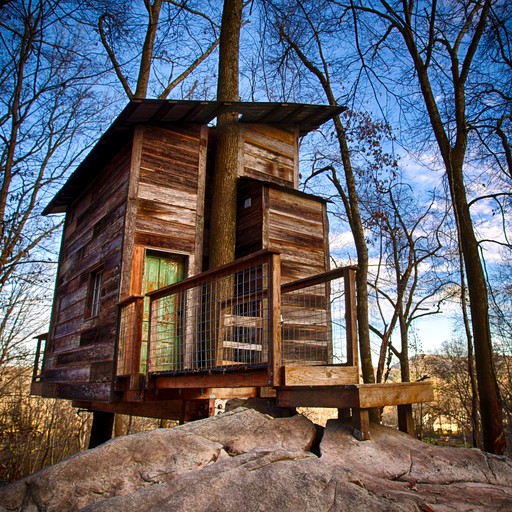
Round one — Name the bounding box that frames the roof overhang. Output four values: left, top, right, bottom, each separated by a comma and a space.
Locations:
44, 100, 346, 215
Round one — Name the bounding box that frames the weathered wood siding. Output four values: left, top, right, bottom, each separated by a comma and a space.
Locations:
131, 125, 207, 280
266, 186, 329, 282
236, 181, 329, 282
42, 144, 133, 402
205, 124, 299, 266
240, 125, 298, 188
236, 181, 331, 366
235, 181, 264, 258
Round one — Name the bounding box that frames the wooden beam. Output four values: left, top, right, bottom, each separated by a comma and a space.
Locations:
276, 382, 434, 409
352, 408, 370, 441
88, 411, 114, 448
73, 399, 210, 421
145, 387, 259, 401
356, 382, 434, 408
283, 365, 358, 386
277, 386, 358, 409
152, 368, 270, 389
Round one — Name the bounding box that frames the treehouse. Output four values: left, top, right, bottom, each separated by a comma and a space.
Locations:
32, 100, 433, 442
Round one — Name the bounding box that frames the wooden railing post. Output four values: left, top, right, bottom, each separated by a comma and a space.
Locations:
130, 297, 144, 390
344, 267, 358, 374
147, 296, 157, 376
32, 333, 48, 382
269, 253, 282, 386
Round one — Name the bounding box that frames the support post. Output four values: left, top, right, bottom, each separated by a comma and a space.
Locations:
338, 408, 351, 422
352, 408, 370, 440
131, 297, 144, 389
344, 267, 358, 372
88, 411, 114, 449
269, 253, 282, 386
397, 404, 415, 436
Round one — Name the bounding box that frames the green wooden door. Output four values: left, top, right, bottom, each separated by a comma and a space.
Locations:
141, 253, 184, 373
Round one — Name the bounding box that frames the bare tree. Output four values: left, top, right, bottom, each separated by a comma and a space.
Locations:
208, 0, 244, 269
0, 0, 105, 381
368, 183, 452, 384
262, 0, 389, 386
346, 0, 507, 454
91, 0, 221, 99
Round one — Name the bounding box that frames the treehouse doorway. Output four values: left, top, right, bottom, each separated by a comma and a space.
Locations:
142, 251, 185, 373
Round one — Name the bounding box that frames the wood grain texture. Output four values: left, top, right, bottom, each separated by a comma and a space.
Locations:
136, 125, 205, 258
283, 366, 359, 386
42, 141, 132, 401
276, 382, 434, 409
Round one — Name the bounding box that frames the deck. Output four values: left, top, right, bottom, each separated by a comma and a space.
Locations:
33, 250, 433, 439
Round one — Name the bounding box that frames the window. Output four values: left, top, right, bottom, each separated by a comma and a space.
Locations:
86, 269, 103, 318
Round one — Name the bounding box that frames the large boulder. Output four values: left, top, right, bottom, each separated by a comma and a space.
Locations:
1, 407, 511, 511
320, 419, 512, 511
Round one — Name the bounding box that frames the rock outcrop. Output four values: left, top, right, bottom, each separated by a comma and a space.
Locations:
1, 407, 511, 511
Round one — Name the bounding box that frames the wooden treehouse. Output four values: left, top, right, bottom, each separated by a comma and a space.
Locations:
31, 100, 433, 441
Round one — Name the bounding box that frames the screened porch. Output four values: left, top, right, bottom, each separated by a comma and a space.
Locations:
115, 250, 359, 393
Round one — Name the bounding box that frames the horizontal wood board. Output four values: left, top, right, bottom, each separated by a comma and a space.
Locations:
136, 125, 205, 254
241, 125, 297, 187
276, 382, 435, 409
284, 366, 359, 386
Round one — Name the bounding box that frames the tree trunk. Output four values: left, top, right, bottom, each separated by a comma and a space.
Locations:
392, 0, 505, 454
449, 159, 505, 454
209, 0, 243, 269
134, 0, 163, 99
88, 411, 114, 449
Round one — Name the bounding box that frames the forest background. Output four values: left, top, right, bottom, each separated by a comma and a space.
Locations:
0, 0, 511, 481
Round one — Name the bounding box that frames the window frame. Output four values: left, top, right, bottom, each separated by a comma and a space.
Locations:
85, 266, 103, 319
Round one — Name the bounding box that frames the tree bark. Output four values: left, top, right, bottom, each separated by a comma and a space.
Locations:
134, 0, 163, 99
331, 117, 375, 386
390, 0, 505, 454
449, 158, 504, 453
209, 0, 243, 269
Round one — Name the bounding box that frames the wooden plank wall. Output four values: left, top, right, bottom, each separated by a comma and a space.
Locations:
235, 181, 264, 259
42, 144, 133, 402
237, 123, 329, 281
133, 125, 207, 278
266, 187, 329, 282
240, 125, 298, 188
206, 124, 299, 266
265, 188, 330, 365
236, 182, 331, 365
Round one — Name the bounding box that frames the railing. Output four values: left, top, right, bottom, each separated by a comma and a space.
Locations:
116, 249, 358, 388
281, 266, 358, 367
147, 250, 281, 375
32, 333, 48, 383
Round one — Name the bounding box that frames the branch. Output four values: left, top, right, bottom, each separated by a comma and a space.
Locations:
98, 14, 133, 99
158, 38, 219, 99
467, 192, 512, 208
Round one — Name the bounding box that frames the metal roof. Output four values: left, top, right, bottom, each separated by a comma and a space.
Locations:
44, 100, 345, 214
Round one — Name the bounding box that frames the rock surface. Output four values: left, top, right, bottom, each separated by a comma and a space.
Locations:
1, 407, 511, 511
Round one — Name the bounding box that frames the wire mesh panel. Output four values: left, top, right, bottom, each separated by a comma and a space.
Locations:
281, 273, 347, 366
148, 253, 274, 373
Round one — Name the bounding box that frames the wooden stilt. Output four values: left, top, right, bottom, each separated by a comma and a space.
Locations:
88, 411, 114, 449
397, 404, 415, 436
352, 408, 370, 440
